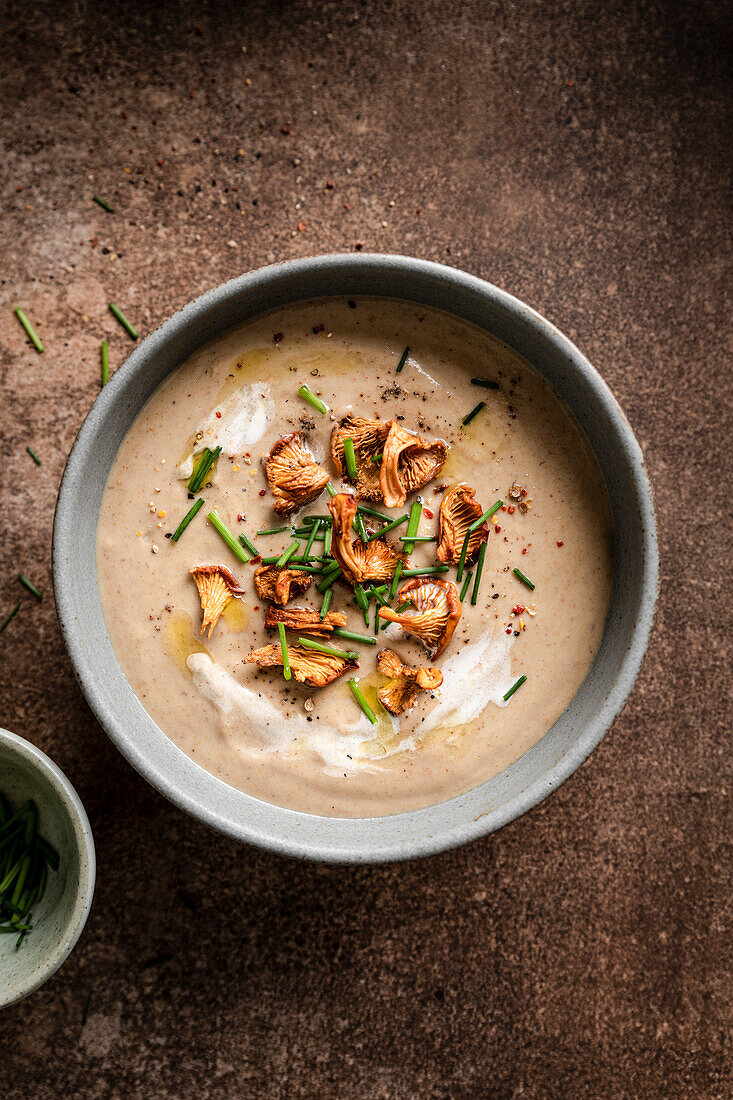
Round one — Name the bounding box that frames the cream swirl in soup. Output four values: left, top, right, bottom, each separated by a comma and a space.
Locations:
96, 298, 612, 817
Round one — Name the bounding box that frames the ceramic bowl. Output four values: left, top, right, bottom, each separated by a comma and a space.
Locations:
0, 728, 95, 1007
53, 254, 658, 862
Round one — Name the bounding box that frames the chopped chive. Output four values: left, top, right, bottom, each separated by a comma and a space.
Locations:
278, 623, 291, 681
0, 603, 20, 634
343, 437, 358, 480
101, 339, 109, 386
503, 674, 527, 702
398, 535, 436, 543
404, 500, 422, 544
108, 303, 138, 340
462, 401, 485, 426
276, 541, 299, 568
395, 346, 410, 373
356, 503, 390, 521
456, 529, 471, 582
326, 482, 337, 497
394, 600, 414, 614
333, 628, 377, 646
239, 532, 259, 558
369, 452, 384, 464
303, 519, 321, 560
256, 526, 289, 536
366, 513, 408, 542
207, 510, 250, 564
297, 384, 328, 415
14, 308, 44, 353
293, 528, 325, 541
355, 513, 369, 544
288, 563, 325, 574
319, 588, 333, 619
459, 570, 473, 602
259, 555, 280, 565
512, 567, 535, 591
348, 679, 378, 724
323, 525, 332, 555
301, 514, 331, 525
389, 561, 403, 600
401, 566, 450, 577
25, 446, 41, 466
316, 564, 342, 592
471, 377, 500, 390
18, 574, 41, 600
187, 446, 221, 493
468, 500, 503, 534
354, 583, 370, 624
171, 497, 205, 542
92, 195, 115, 212
297, 637, 359, 660
374, 603, 381, 634
471, 540, 487, 605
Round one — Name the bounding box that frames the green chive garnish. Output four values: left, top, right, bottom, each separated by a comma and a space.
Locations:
93, 195, 115, 212
288, 563, 326, 574
0, 603, 20, 634
323, 525, 332, 555
398, 535, 436, 543
18, 574, 41, 600
14, 308, 44, 353
374, 603, 381, 634
297, 637, 359, 660
326, 482, 337, 497
108, 303, 138, 339
348, 679, 377, 724
366, 514, 408, 541
343, 437, 358, 480
395, 346, 410, 373
503, 674, 527, 702
456, 529, 471, 582
256, 526, 289, 536
512, 567, 535, 591
319, 588, 333, 619
355, 513, 369, 544
354, 583, 370, 624
459, 571, 473, 602
462, 401, 485, 426
25, 446, 41, 466
297, 384, 329, 415
207, 510, 250, 564
401, 566, 449, 577
171, 497, 205, 542
316, 565, 342, 592
356, 503, 390, 521
332, 628, 377, 646
468, 500, 503, 534
389, 561, 403, 600
239, 532, 259, 558
303, 519, 321, 560
369, 452, 384, 464
402, 500, 422, 548
276, 541, 299, 568
471, 540, 487, 605
187, 446, 221, 493
278, 623, 291, 681
394, 600, 414, 614
471, 377, 500, 390
101, 339, 109, 386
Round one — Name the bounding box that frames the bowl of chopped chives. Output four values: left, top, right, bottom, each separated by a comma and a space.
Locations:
0, 728, 95, 1007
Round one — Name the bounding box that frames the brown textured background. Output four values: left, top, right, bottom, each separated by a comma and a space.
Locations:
1, 1, 731, 1096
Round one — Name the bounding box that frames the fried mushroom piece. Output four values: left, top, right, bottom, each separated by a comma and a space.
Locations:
264, 431, 330, 517
436, 482, 488, 565
327, 492, 405, 584
254, 565, 312, 607
330, 415, 391, 501
189, 565, 245, 637
378, 577, 462, 658
264, 605, 347, 636
244, 644, 357, 687
379, 422, 447, 508
376, 649, 443, 715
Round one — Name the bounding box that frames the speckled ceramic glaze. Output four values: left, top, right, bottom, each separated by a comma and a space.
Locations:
0, 728, 95, 1007
53, 255, 659, 862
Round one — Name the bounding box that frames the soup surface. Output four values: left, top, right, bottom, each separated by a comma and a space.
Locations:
96, 298, 613, 817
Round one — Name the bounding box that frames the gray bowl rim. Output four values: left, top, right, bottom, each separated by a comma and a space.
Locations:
53, 253, 659, 862
0, 727, 96, 1008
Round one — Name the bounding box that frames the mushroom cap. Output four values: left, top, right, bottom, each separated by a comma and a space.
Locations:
327, 492, 405, 584
378, 577, 462, 657
264, 605, 347, 636
265, 431, 330, 517
379, 422, 447, 508
254, 564, 312, 606
436, 482, 488, 565
376, 648, 443, 715
243, 643, 357, 687
189, 565, 245, 637
330, 415, 391, 502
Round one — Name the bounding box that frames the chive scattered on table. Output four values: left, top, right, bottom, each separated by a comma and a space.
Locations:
278, 623, 291, 681
512, 567, 535, 591
92, 195, 115, 212
256, 526, 289, 537
14, 308, 44, 353
238, 532, 259, 559
171, 497, 205, 542
471, 377, 500, 390
503, 674, 527, 702
471, 540, 487, 605
468, 499, 503, 534
101, 339, 110, 386
401, 566, 450, 577
459, 570, 473, 602
108, 303, 138, 340
332, 628, 377, 646
319, 588, 333, 619
187, 446, 221, 493
462, 401, 486, 427
207, 510, 250, 564
0, 603, 20, 634
348, 679, 378, 724
18, 574, 42, 600
297, 637, 359, 660
276, 541, 299, 568
343, 437, 358, 480
297, 384, 329, 415
367, 513, 408, 541
395, 346, 410, 373
25, 446, 41, 466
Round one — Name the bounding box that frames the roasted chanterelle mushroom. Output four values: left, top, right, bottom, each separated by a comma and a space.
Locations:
436, 482, 488, 565
330, 415, 391, 501
264, 605, 347, 636
244, 644, 357, 687
379, 422, 447, 508
264, 431, 330, 517
254, 564, 312, 607
378, 577, 461, 658
327, 492, 404, 584
376, 649, 443, 715
189, 565, 245, 637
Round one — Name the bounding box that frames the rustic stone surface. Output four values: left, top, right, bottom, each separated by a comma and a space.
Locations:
0, 1, 730, 1097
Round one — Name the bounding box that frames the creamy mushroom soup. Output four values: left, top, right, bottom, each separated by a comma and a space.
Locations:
96, 298, 613, 817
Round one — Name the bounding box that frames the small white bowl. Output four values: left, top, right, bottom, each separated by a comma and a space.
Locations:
0, 728, 95, 1008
